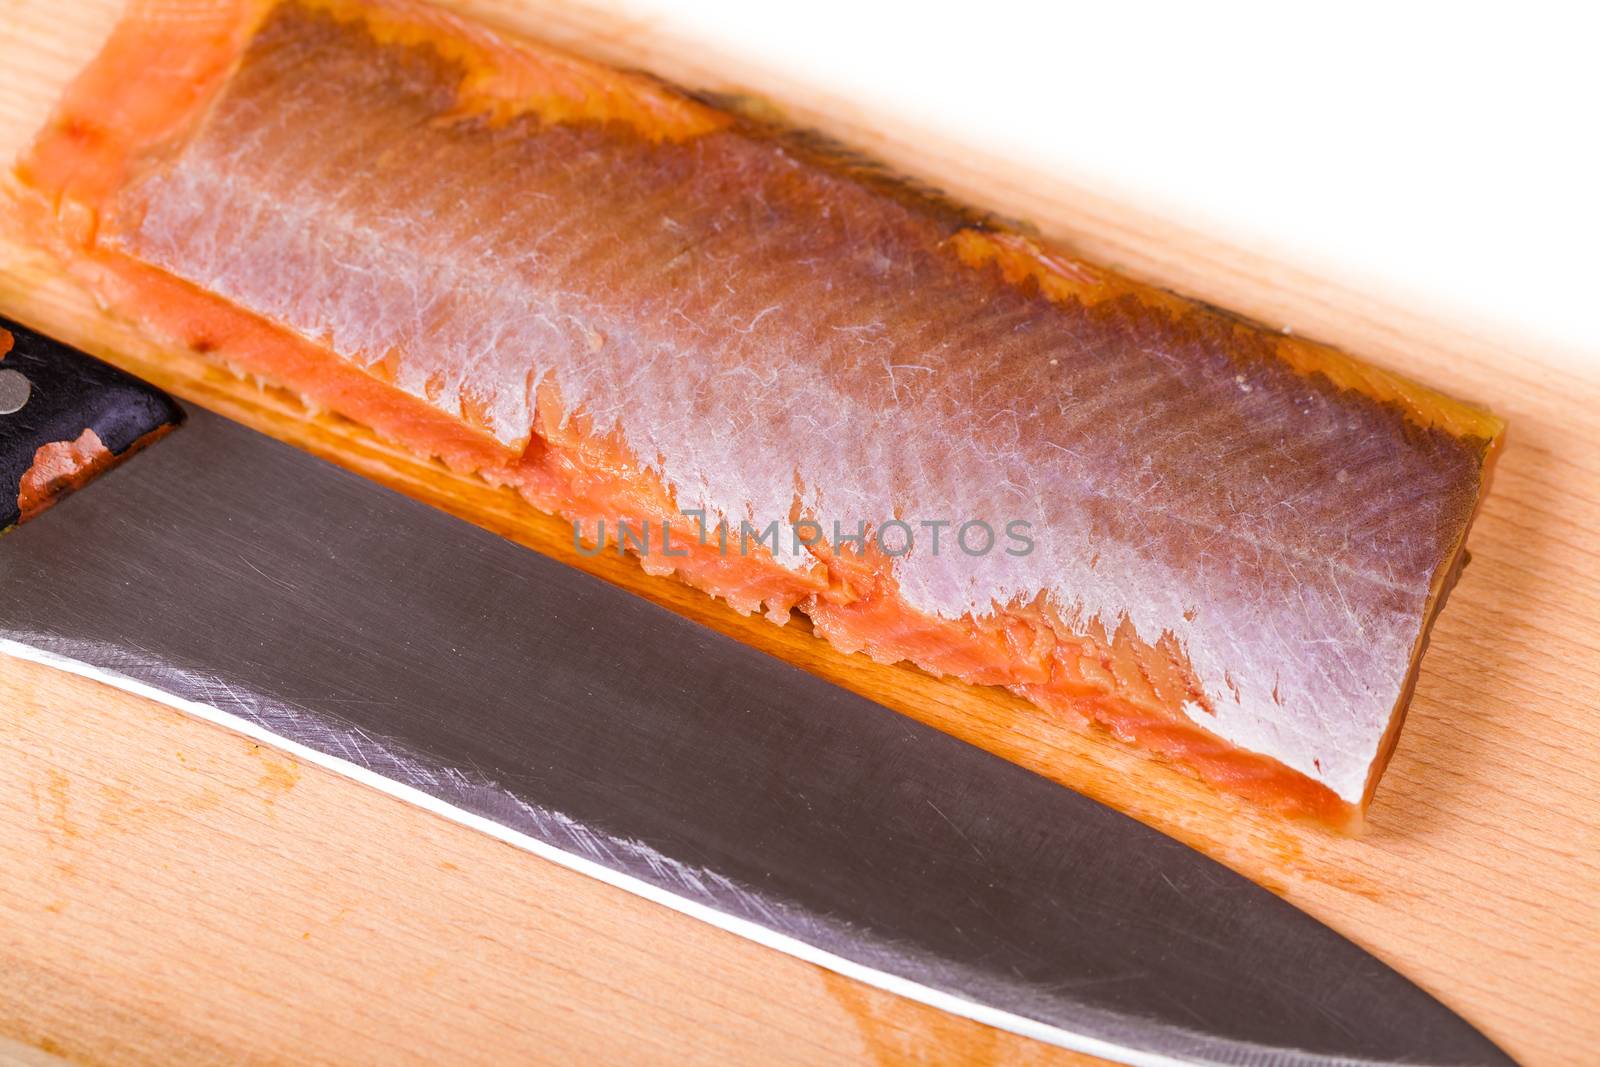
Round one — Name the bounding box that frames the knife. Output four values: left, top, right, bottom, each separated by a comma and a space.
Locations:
0, 316, 1515, 1067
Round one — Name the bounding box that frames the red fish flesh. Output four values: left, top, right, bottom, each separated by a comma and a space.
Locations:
6, 0, 1505, 827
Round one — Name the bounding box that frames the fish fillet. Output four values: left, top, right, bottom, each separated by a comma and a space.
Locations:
7, 0, 1504, 827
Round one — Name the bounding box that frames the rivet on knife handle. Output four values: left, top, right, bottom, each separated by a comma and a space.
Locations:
0, 316, 183, 531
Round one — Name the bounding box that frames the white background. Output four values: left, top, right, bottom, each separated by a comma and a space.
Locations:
612, 0, 1599, 371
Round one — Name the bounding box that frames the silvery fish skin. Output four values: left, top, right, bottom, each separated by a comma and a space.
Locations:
11, 0, 1503, 823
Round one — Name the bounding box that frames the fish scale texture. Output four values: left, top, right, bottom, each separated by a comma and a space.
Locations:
29, 0, 1495, 812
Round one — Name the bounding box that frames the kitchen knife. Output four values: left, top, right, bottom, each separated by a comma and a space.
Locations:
0, 318, 1515, 1067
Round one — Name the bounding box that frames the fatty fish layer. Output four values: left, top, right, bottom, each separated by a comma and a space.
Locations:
11, 0, 1502, 819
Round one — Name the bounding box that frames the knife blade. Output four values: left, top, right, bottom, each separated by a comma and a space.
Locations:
0, 327, 1514, 1066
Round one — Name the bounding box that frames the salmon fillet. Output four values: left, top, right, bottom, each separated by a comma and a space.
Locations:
7, 0, 1504, 828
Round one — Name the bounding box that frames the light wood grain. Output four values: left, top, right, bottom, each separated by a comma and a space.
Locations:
1, 1, 1597, 1064
1, 655, 1083, 1066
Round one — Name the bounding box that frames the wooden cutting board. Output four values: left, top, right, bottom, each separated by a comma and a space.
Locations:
1, 1, 1596, 1064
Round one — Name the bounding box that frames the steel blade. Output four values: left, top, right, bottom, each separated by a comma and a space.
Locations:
0, 407, 1513, 1066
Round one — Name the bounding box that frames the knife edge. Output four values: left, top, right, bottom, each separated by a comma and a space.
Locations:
0, 637, 1426, 1067
0, 405, 1516, 1067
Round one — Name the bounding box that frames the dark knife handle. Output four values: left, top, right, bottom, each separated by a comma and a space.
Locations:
0, 315, 182, 532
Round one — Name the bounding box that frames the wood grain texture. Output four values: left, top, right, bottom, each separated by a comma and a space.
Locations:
0, 655, 1075, 1066
1, 1, 1596, 1064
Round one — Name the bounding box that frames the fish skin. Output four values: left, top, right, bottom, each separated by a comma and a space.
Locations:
9, 0, 1503, 824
